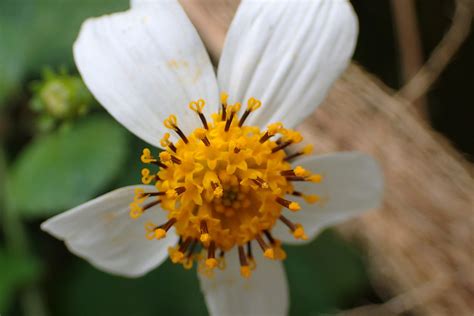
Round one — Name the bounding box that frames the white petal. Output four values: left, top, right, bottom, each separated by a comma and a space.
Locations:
74, 3, 219, 147
199, 248, 289, 316
130, 0, 152, 8
218, 0, 358, 129
41, 186, 178, 277
275, 152, 383, 245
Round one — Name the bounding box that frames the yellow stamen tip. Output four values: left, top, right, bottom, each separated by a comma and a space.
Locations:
302, 144, 314, 155
304, 194, 320, 204
220, 92, 229, 104
293, 226, 308, 240
309, 174, 323, 183
170, 251, 185, 263
159, 151, 171, 162
247, 97, 262, 111
294, 166, 308, 177
164, 115, 177, 129
160, 133, 171, 147
240, 265, 251, 278
264, 248, 275, 260
200, 233, 211, 243
267, 122, 283, 135
205, 258, 218, 269
154, 228, 167, 240
289, 202, 301, 211
229, 102, 241, 113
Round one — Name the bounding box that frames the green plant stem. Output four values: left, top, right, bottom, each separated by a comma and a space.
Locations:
0, 146, 48, 316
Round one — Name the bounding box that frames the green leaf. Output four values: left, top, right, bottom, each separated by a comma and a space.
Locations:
9, 115, 128, 218
52, 259, 207, 316
0, 249, 41, 311
0, 0, 128, 105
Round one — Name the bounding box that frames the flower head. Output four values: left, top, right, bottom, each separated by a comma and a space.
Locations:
134, 94, 323, 276
41, 1, 383, 315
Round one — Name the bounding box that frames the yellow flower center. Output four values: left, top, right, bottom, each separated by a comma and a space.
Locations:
130, 93, 321, 278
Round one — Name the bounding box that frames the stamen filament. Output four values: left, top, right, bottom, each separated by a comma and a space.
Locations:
272, 140, 293, 153
225, 111, 235, 132
152, 160, 168, 169
200, 221, 210, 244
259, 131, 272, 143
139, 191, 166, 198
171, 155, 182, 164
142, 199, 161, 211
255, 235, 274, 259
275, 196, 300, 211
168, 143, 177, 153
202, 136, 211, 146
221, 103, 227, 121
263, 230, 276, 245
238, 110, 251, 127
174, 126, 189, 144
205, 241, 218, 269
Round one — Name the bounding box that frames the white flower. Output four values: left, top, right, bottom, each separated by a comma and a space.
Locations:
41, 0, 383, 315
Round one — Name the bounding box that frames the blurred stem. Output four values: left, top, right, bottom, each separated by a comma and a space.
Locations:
0, 147, 48, 316
390, 0, 428, 116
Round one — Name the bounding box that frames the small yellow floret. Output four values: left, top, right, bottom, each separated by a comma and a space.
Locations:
289, 202, 301, 211
264, 248, 275, 260
205, 258, 218, 269
194, 127, 207, 139
154, 228, 167, 240
240, 265, 251, 278
213, 187, 223, 198
166, 189, 178, 199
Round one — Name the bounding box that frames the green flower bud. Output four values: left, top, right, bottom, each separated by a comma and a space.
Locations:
30, 68, 94, 121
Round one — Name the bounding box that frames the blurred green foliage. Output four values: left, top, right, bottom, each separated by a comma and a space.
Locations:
0, 249, 41, 311
0, 0, 128, 105
9, 115, 128, 218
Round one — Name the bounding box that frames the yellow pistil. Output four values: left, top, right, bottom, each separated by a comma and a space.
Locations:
130, 94, 323, 278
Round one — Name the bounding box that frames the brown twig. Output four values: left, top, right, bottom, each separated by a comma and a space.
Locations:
390, 0, 427, 114
397, 0, 473, 105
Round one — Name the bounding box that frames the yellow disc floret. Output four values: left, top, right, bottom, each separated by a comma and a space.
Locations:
130, 94, 322, 277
